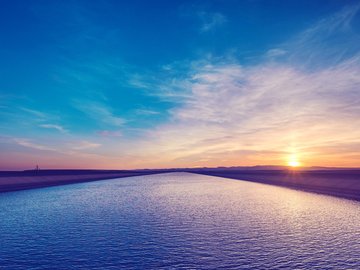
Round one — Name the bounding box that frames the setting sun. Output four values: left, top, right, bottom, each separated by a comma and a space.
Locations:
288, 160, 301, 167
287, 154, 301, 167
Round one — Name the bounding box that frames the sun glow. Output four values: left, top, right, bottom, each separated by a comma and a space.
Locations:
288, 160, 300, 167
287, 155, 301, 168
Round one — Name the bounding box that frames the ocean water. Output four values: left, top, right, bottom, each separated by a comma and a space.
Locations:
0, 172, 359, 269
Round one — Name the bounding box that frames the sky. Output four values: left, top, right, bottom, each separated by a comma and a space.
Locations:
0, 0, 360, 170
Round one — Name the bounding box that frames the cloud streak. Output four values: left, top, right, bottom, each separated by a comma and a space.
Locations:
71, 140, 102, 150
198, 11, 227, 32
284, 3, 360, 68
13, 138, 56, 152
73, 100, 126, 127
39, 124, 68, 133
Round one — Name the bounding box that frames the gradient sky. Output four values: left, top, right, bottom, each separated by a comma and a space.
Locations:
1, 0, 360, 170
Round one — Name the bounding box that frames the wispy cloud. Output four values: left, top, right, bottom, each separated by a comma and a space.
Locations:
13, 138, 56, 151
19, 107, 48, 120
73, 100, 125, 127
39, 124, 68, 133
134, 61, 360, 166
198, 11, 227, 32
96, 130, 122, 137
265, 48, 287, 59
71, 140, 101, 150
134, 109, 160, 115
284, 3, 360, 67
12, 136, 101, 155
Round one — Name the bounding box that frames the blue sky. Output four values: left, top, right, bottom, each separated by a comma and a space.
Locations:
1, 0, 360, 170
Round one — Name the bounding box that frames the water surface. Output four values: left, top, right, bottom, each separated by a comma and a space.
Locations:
1, 172, 359, 269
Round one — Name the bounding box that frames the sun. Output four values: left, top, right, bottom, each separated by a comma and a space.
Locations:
288, 160, 300, 167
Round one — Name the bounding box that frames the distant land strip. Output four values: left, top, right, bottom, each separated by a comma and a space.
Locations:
0, 168, 359, 201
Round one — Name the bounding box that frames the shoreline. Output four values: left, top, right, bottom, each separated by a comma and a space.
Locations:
0, 169, 359, 202
189, 169, 360, 201
0, 170, 162, 193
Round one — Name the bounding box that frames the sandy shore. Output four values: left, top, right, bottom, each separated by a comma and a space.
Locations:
190, 169, 360, 201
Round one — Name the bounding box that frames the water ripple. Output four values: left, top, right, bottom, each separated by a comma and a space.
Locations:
0, 172, 359, 269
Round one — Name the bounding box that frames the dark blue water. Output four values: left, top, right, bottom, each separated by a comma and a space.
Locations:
1, 172, 359, 269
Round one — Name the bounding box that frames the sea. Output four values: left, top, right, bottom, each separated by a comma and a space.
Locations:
1, 172, 359, 269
